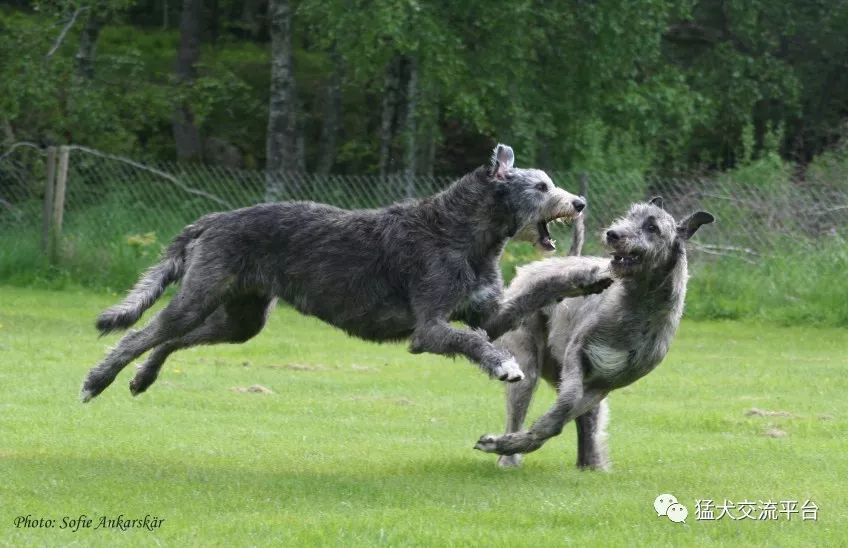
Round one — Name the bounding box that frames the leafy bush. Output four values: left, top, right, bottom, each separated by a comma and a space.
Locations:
806, 135, 848, 191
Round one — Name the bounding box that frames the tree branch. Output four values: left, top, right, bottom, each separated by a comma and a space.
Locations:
46, 7, 89, 59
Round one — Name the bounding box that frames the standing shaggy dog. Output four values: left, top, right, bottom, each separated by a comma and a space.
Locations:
474, 197, 714, 467
80, 145, 613, 402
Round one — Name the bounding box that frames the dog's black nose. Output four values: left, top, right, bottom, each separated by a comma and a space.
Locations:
572, 198, 586, 212
606, 230, 620, 242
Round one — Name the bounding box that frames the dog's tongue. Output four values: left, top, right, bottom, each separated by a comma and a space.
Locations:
536, 221, 556, 251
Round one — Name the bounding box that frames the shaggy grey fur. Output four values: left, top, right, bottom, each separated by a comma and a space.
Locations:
474, 197, 714, 468
80, 144, 613, 402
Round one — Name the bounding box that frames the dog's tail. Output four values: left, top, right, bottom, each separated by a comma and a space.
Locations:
95, 215, 217, 335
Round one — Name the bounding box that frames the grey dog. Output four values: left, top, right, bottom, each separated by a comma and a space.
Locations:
474, 197, 714, 468
80, 144, 613, 402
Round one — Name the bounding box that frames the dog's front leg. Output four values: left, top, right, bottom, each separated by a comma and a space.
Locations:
482, 264, 613, 340
409, 319, 524, 382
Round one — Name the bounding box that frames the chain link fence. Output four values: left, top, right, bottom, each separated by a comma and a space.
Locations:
1, 144, 847, 285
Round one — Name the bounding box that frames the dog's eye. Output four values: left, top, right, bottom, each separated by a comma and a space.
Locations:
646, 224, 658, 233
534, 182, 548, 192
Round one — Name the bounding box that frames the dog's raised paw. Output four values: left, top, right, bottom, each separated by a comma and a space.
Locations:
492, 358, 524, 383
581, 276, 614, 295
474, 434, 500, 453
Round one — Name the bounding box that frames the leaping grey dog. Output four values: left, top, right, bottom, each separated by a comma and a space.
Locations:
474, 197, 714, 468
80, 144, 613, 402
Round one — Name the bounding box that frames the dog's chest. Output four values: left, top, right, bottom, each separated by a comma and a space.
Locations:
584, 343, 631, 376
584, 335, 663, 387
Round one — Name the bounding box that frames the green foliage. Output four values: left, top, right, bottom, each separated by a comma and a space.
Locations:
720, 152, 792, 190
3, 2, 848, 173
806, 133, 848, 191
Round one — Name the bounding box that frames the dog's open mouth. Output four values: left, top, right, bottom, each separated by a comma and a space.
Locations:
536, 221, 556, 251
611, 253, 641, 267
535, 215, 574, 252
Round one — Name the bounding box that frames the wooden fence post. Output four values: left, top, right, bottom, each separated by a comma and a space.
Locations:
42, 146, 57, 253
48, 146, 70, 263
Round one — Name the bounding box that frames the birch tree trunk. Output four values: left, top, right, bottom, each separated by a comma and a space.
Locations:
266, 0, 303, 197
172, 0, 203, 162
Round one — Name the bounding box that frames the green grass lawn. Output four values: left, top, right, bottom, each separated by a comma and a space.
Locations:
1, 286, 846, 546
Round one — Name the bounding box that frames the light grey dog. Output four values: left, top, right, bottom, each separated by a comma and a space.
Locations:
80, 144, 613, 402
474, 197, 714, 468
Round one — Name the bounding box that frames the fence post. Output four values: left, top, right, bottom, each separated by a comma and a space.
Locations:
48, 145, 70, 263
42, 146, 57, 252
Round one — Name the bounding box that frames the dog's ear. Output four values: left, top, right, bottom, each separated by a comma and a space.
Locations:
649, 196, 664, 209
677, 211, 715, 240
489, 144, 514, 180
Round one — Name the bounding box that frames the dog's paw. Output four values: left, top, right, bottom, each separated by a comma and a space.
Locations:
497, 454, 524, 468
492, 358, 524, 383
474, 434, 501, 453
474, 431, 540, 455
580, 275, 614, 295
576, 460, 611, 472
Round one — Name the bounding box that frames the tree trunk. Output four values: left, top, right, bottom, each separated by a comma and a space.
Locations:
316, 46, 343, 175
75, 12, 102, 80
266, 0, 303, 197
402, 56, 418, 197
172, 0, 203, 162
378, 56, 401, 177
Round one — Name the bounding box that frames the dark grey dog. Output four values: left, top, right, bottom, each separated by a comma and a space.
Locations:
80, 145, 613, 402
474, 198, 714, 468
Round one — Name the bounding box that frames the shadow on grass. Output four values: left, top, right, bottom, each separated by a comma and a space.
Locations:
5, 449, 590, 514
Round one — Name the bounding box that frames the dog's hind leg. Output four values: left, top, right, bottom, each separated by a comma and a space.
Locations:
497, 329, 541, 468
475, 347, 606, 455
80, 273, 229, 402
575, 398, 610, 471
129, 295, 275, 396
